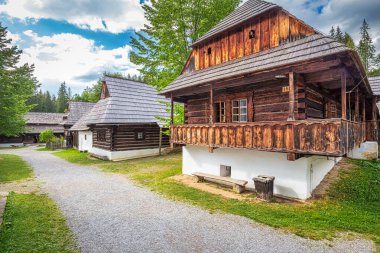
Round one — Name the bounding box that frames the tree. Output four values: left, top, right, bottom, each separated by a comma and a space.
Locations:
0, 23, 38, 136
344, 32, 356, 49
130, 0, 241, 91
358, 19, 376, 72
155, 102, 184, 135
56, 82, 69, 113
329, 26, 335, 38
335, 26, 344, 43
39, 129, 55, 143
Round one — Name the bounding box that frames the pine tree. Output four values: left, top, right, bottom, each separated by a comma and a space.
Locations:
0, 23, 38, 136
56, 82, 69, 113
335, 26, 344, 43
358, 19, 376, 72
130, 0, 241, 91
329, 26, 335, 38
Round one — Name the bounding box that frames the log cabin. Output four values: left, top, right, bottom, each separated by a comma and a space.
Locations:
84, 76, 170, 161
160, 0, 379, 199
62, 101, 96, 147
0, 112, 65, 146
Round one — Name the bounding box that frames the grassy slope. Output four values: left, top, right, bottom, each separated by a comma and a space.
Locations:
0, 193, 79, 253
0, 154, 33, 182
55, 149, 380, 245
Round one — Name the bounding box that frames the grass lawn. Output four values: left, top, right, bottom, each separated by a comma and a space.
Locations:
55, 149, 380, 246
0, 193, 79, 253
54, 149, 107, 165
0, 154, 33, 182
0, 146, 26, 150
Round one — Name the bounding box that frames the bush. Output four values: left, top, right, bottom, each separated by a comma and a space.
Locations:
39, 129, 55, 143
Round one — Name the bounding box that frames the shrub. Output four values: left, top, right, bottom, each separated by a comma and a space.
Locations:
39, 129, 55, 143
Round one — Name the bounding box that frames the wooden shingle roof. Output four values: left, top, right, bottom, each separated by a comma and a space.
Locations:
25, 112, 66, 134
193, 0, 278, 46
62, 101, 96, 126
69, 104, 96, 131
161, 34, 351, 95
369, 75, 380, 96
85, 77, 169, 126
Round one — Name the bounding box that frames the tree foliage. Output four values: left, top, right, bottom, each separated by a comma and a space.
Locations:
130, 0, 241, 91
0, 23, 38, 137
39, 129, 55, 143
358, 19, 376, 72
56, 82, 71, 113
28, 90, 57, 112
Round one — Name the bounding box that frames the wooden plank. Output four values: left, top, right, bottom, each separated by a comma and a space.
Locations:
221, 35, 229, 63
244, 23, 252, 56
209, 40, 215, 67
229, 31, 237, 60
204, 44, 209, 68
215, 38, 221, 65
237, 27, 244, 58
253, 19, 261, 53
194, 47, 199, 70
279, 11, 289, 44
269, 10, 279, 48
341, 71, 347, 120
199, 45, 204, 70
260, 14, 270, 51
288, 72, 295, 120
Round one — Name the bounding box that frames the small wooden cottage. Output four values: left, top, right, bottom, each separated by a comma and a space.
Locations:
69, 110, 94, 152
0, 112, 65, 146
160, 0, 379, 199
84, 76, 170, 161
62, 101, 96, 147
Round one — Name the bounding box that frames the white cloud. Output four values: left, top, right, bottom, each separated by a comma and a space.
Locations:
0, 0, 145, 33
19, 32, 140, 94
269, 0, 380, 51
7, 30, 21, 44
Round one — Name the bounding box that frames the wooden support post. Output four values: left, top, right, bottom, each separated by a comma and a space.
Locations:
159, 127, 162, 156
288, 72, 296, 121
170, 93, 174, 149
355, 89, 359, 122
372, 97, 378, 121
209, 84, 214, 125
362, 97, 366, 122
341, 71, 347, 120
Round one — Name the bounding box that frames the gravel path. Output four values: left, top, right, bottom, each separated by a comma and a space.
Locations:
1, 147, 375, 253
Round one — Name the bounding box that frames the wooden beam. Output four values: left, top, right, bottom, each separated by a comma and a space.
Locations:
210, 84, 214, 124
304, 68, 342, 84
288, 72, 295, 120
362, 96, 366, 122
355, 89, 359, 122
341, 71, 347, 120
159, 127, 162, 155
372, 97, 378, 121
170, 93, 174, 125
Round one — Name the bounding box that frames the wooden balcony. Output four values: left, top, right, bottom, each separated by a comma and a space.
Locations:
170, 119, 369, 157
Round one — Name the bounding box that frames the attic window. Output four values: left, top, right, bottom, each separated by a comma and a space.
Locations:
207, 47, 212, 55
249, 30, 256, 39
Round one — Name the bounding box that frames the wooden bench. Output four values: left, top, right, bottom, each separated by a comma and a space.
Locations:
192, 172, 248, 193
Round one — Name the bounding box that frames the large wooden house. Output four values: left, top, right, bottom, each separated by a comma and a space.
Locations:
84, 76, 170, 161
0, 112, 65, 146
160, 0, 379, 199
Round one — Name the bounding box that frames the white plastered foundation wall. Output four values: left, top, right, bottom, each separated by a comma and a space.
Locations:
90, 147, 161, 161
183, 145, 341, 200
78, 131, 92, 152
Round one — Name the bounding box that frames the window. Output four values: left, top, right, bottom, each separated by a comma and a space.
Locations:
135, 131, 145, 140
97, 130, 106, 142
215, 102, 226, 123
249, 29, 256, 39
232, 99, 248, 122
84, 135, 87, 141
207, 47, 212, 55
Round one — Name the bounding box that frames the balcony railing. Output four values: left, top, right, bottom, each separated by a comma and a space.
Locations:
170, 119, 368, 156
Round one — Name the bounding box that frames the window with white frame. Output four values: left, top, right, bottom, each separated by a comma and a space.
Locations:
232, 99, 248, 122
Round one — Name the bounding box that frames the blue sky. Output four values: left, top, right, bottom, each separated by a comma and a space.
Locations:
0, 0, 379, 95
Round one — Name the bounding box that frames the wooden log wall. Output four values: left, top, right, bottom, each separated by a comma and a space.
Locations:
182, 10, 315, 74
112, 125, 169, 151
171, 119, 366, 156
92, 127, 112, 150
186, 98, 210, 124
